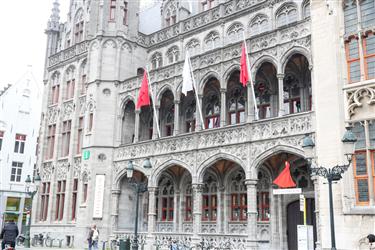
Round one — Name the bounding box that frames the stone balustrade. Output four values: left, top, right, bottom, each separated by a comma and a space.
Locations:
48, 41, 89, 68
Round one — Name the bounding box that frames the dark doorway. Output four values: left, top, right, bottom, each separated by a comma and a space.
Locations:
287, 198, 316, 250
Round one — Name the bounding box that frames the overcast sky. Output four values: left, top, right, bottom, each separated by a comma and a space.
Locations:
0, 1, 70, 90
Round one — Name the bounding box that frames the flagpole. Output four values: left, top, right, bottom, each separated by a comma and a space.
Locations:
145, 67, 161, 138
188, 56, 206, 130
242, 32, 259, 120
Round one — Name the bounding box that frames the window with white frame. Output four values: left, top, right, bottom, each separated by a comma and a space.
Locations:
166, 46, 179, 64
61, 120, 72, 157
14, 134, 26, 154
186, 39, 200, 56
204, 31, 220, 51
51, 72, 60, 105
352, 121, 375, 206
10, 162, 23, 182
65, 67, 75, 100
201, 0, 216, 11
74, 10, 84, 43
249, 14, 269, 35
344, 0, 375, 83
276, 3, 298, 28
164, 2, 177, 27
151, 52, 163, 69
227, 23, 244, 44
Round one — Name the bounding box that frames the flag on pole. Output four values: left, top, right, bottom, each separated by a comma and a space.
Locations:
182, 51, 194, 96
273, 161, 296, 188
136, 70, 150, 109
240, 42, 249, 86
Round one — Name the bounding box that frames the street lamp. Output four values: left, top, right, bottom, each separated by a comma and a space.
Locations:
302, 128, 357, 250
24, 173, 42, 248
126, 159, 152, 250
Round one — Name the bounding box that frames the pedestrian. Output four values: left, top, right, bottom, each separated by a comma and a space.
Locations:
0, 220, 19, 250
87, 224, 99, 250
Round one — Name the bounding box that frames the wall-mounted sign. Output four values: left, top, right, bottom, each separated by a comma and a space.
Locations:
273, 188, 302, 195
92, 174, 105, 218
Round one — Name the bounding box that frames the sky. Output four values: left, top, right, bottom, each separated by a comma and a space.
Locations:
0, 1, 70, 91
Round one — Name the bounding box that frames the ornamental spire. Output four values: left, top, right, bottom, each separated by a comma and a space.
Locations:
47, 0, 60, 32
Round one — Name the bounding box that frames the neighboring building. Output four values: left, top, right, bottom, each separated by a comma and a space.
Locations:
33, 0, 374, 249
0, 70, 42, 232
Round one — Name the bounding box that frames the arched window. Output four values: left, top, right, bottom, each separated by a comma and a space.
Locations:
255, 62, 278, 119
186, 39, 200, 56
79, 60, 87, 95
157, 178, 174, 221
185, 184, 192, 221
121, 101, 135, 144
201, 0, 217, 11
302, 0, 310, 19
227, 23, 244, 44
166, 46, 179, 64
139, 105, 153, 141
160, 90, 174, 137
202, 175, 217, 221
51, 72, 60, 104
74, 9, 84, 43
227, 70, 246, 124
284, 54, 311, 113
228, 87, 246, 124
185, 98, 196, 133
204, 93, 220, 128
249, 14, 269, 35
230, 171, 247, 221
64, 67, 75, 100
257, 170, 270, 221
151, 52, 163, 69
164, 2, 177, 27
204, 31, 220, 51
276, 3, 298, 27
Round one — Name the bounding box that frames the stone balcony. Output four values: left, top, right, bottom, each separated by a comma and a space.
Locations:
113, 111, 314, 176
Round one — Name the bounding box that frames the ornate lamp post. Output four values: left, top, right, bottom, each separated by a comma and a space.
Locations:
302, 128, 357, 250
24, 173, 41, 248
126, 159, 151, 250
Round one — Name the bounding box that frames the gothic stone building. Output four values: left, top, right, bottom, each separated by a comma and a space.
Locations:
33, 0, 375, 249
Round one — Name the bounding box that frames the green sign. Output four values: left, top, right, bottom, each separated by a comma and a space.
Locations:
83, 150, 90, 160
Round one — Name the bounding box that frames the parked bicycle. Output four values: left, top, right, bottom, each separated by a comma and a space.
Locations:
16, 235, 25, 246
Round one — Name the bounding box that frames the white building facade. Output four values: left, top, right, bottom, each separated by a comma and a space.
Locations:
33, 0, 375, 249
0, 71, 42, 232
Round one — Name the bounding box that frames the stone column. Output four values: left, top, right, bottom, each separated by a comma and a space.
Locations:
220, 88, 227, 126
364, 121, 374, 206
134, 110, 140, 143
277, 74, 285, 117
174, 190, 180, 231
174, 100, 180, 135
110, 189, 121, 236
153, 105, 160, 139
196, 95, 204, 131
218, 186, 225, 234
247, 85, 256, 122
192, 184, 203, 236
147, 187, 157, 234
245, 179, 258, 249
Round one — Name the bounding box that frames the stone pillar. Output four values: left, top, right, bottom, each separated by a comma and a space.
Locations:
174, 190, 180, 231
220, 88, 226, 126
277, 74, 285, 117
174, 100, 180, 135
192, 184, 203, 236
147, 187, 157, 234
153, 105, 160, 139
218, 186, 225, 234
196, 95, 204, 131
134, 110, 140, 143
110, 189, 121, 236
247, 85, 256, 122
364, 121, 374, 206
245, 179, 258, 249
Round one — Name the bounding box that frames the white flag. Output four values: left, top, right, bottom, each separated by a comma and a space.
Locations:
182, 52, 194, 96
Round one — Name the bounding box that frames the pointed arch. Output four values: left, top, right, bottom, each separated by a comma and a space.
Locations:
250, 144, 305, 179
197, 152, 247, 183
113, 163, 149, 190
280, 46, 312, 73
156, 84, 175, 106
223, 64, 240, 82
198, 71, 221, 94
150, 159, 193, 187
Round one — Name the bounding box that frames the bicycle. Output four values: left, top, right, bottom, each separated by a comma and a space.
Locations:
16, 235, 25, 246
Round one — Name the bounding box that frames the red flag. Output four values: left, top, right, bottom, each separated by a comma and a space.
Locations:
136, 70, 150, 109
273, 161, 296, 188
240, 43, 249, 87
